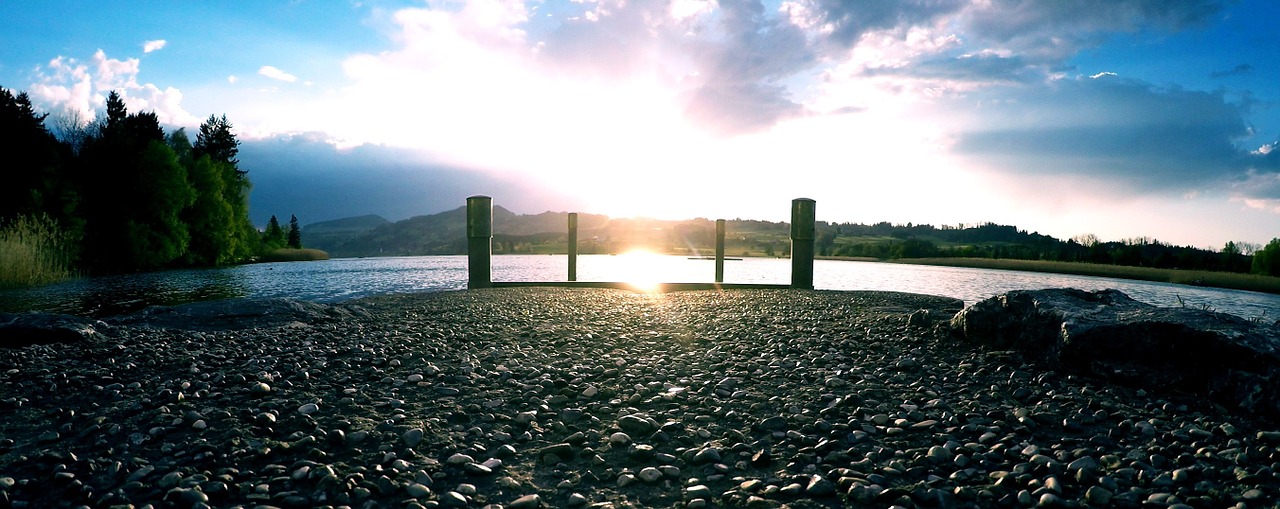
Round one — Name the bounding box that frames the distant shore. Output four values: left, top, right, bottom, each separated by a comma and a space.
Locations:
887, 257, 1280, 295
812, 255, 1280, 295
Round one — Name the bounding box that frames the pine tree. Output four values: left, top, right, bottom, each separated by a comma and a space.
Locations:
287, 214, 302, 249
262, 215, 286, 251
193, 114, 240, 169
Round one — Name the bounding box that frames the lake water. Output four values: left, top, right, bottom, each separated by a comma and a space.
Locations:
2, 254, 1278, 320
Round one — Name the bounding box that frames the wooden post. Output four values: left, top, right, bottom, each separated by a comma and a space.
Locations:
467, 196, 492, 289
790, 198, 815, 289
715, 219, 725, 283
568, 213, 578, 282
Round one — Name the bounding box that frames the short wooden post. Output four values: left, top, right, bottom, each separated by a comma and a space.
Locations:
715, 219, 726, 283
467, 196, 492, 289
790, 198, 815, 289
568, 213, 578, 282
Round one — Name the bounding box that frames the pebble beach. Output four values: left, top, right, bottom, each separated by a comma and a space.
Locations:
2, 287, 1279, 508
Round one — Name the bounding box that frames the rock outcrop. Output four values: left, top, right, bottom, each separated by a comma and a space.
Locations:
0, 313, 105, 348
105, 297, 370, 331
951, 288, 1280, 419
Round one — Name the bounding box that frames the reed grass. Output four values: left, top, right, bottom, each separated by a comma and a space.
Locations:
259, 248, 331, 263
892, 257, 1280, 295
0, 215, 74, 289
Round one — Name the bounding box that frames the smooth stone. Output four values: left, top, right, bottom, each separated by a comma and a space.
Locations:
447, 453, 476, 465
618, 414, 656, 435
403, 428, 424, 447
757, 416, 787, 430
686, 484, 713, 499
406, 483, 432, 498
299, 403, 319, 414
510, 494, 541, 509
806, 475, 836, 496
441, 491, 468, 506
1085, 486, 1113, 506
693, 447, 721, 464
638, 467, 663, 482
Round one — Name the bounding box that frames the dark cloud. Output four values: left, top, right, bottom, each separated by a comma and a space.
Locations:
1210, 63, 1254, 78
240, 134, 578, 227
952, 75, 1254, 192
802, 0, 968, 48
530, 0, 1232, 135
961, 0, 1228, 62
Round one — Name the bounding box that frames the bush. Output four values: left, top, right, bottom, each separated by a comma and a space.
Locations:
0, 215, 73, 289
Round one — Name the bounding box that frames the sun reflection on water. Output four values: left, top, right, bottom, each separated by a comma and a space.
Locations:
617, 248, 665, 292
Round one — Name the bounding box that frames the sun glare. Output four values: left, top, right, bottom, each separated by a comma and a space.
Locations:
617, 248, 666, 292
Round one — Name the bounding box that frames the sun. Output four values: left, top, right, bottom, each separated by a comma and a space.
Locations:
617, 248, 666, 292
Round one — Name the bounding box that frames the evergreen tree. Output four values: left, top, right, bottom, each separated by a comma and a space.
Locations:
77, 92, 193, 272
262, 215, 286, 251
193, 114, 240, 169
287, 214, 302, 249
0, 87, 67, 224
192, 114, 256, 262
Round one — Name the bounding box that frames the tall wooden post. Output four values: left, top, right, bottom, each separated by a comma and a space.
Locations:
568, 213, 578, 282
715, 219, 726, 283
467, 196, 492, 289
790, 198, 815, 289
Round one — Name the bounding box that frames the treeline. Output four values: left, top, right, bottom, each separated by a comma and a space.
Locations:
1, 86, 303, 284
819, 221, 1280, 276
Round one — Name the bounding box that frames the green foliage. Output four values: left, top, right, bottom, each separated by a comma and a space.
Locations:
0, 84, 273, 282
194, 114, 239, 168
261, 215, 287, 252
0, 87, 69, 227
1254, 238, 1280, 277
123, 141, 195, 270
287, 214, 302, 249
0, 214, 73, 288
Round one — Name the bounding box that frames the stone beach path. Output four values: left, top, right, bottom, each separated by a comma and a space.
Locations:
2, 288, 1279, 508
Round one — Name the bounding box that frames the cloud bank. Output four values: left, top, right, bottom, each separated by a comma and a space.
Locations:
29, 49, 197, 126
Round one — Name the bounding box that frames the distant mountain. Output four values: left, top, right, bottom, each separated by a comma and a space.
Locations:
299, 207, 732, 258
301, 207, 609, 258
300, 214, 391, 254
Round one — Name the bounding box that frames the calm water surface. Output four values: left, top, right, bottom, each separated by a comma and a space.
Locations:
2, 255, 1278, 320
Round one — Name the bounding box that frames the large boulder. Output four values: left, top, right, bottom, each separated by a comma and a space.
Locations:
0, 312, 106, 348
106, 297, 370, 331
951, 288, 1280, 418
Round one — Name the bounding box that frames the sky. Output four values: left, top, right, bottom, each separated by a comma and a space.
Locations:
3, 0, 1279, 249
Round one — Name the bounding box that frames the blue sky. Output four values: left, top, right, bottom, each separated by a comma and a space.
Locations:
3, 0, 1279, 249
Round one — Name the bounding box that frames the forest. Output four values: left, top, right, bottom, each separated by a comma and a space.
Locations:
817, 221, 1280, 277
0, 86, 309, 288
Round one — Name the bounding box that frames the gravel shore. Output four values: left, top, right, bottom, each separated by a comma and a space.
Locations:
2, 288, 1279, 508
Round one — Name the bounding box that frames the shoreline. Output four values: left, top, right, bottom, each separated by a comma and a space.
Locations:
2, 288, 1278, 508
816, 256, 1280, 296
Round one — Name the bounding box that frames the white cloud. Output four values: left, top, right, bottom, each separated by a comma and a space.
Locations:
143, 39, 167, 53
28, 49, 199, 126
258, 65, 298, 82
227, 75, 239, 84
